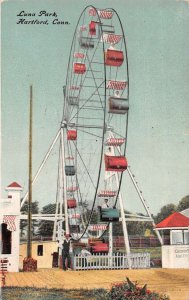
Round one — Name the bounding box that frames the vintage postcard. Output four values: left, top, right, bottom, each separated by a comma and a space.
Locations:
1, 0, 189, 299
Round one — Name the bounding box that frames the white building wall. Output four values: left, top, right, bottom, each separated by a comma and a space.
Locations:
0, 183, 22, 272
162, 245, 189, 268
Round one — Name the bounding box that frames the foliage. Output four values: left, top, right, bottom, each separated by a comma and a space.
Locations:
2, 284, 170, 300
177, 195, 189, 212
113, 218, 123, 236
20, 200, 39, 237
154, 204, 177, 224
128, 221, 154, 236
113, 211, 154, 237
108, 277, 169, 300
154, 195, 189, 226
90, 209, 99, 223
37, 203, 56, 237
2, 287, 109, 300
32, 193, 189, 239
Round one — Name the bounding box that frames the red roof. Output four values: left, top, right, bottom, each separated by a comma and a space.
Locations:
156, 212, 189, 229
7, 182, 22, 188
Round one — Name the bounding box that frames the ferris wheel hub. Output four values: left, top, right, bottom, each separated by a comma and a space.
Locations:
61, 120, 67, 128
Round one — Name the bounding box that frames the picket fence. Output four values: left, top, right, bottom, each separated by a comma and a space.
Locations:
73, 252, 150, 270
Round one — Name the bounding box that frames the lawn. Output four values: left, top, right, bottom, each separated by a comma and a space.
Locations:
116, 246, 161, 260
131, 247, 161, 259
1, 287, 109, 300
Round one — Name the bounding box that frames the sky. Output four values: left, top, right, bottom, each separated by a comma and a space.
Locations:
1, 0, 189, 215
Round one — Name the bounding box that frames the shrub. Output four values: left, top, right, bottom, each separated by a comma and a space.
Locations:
108, 277, 169, 300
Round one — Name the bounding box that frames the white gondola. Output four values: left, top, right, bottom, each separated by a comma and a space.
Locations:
109, 97, 129, 114
68, 96, 79, 106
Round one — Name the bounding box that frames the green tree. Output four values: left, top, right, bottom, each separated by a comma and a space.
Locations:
154, 203, 176, 224
20, 200, 39, 237
177, 195, 189, 212
112, 211, 154, 237
37, 203, 56, 237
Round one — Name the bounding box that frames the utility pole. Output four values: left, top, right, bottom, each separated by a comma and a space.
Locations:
27, 85, 33, 258
23, 85, 37, 271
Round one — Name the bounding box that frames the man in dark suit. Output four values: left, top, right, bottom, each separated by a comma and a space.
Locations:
62, 233, 72, 271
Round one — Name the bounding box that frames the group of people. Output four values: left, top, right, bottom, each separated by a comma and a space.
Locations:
59, 233, 91, 270
59, 198, 111, 270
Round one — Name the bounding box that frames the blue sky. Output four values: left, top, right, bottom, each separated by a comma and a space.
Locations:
1, 0, 189, 214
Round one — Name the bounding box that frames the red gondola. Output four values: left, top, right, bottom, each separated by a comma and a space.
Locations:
89, 21, 96, 35
67, 130, 77, 141
67, 198, 77, 209
91, 243, 109, 254
104, 155, 128, 172
105, 49, 124, 67
73, 63, 86, 74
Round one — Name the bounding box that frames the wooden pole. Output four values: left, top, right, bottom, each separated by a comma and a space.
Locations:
27, 85, 32, 258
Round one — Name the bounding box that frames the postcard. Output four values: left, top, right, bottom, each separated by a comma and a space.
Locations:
1, 0, 189, 299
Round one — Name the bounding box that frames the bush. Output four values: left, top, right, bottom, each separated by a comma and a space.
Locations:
108, 277, 169, 300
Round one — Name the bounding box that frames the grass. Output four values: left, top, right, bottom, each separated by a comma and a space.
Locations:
1, 287, 109, 300
114, 247, 161, 260
130, 247, 161, 259
114, 246, 162, 266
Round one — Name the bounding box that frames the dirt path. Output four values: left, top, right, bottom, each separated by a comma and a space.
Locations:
4, 268, 189, 300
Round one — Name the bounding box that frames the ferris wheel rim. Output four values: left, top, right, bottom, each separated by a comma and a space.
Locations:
63, 6, 106, 240
63, 6, 130, 241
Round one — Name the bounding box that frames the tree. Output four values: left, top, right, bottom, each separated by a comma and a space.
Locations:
113, 219, 123, 237
37, 203, 56, 237
112, 211, 154, 237
127, 221, 154, 236
20, 200, 39, 238
177, 195, 189, 212
154, 203, 177, 224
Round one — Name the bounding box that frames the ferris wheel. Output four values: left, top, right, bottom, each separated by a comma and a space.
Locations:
20, 6, 163, 253
60, 6, 130, 242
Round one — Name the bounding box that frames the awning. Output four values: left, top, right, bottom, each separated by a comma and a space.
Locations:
3, 215, 16, 231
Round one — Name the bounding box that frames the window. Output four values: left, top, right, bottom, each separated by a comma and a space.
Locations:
37, 245, 43, 256
171, 230, 189, 245
184, 230, 189, 245
171, 230, 183, 245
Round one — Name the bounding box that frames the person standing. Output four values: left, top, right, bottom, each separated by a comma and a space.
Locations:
62, 233, 72, 271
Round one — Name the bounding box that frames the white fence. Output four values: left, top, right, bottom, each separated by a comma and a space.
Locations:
73, 252, 150, 270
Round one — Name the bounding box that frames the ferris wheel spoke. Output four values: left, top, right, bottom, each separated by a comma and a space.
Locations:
77, 127, 103, 139
70, 31, 101, 102
71, 141, 97, 191
68, 80, 105, 123
86, 53, 104, 109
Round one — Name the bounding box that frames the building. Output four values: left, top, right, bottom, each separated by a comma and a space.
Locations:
0, 182, 22, 272
19, 241, 59, 269
156, 211, 189, 268
0, 182, 61, 271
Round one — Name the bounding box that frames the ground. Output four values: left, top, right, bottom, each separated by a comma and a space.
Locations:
3, 268, 189, 300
